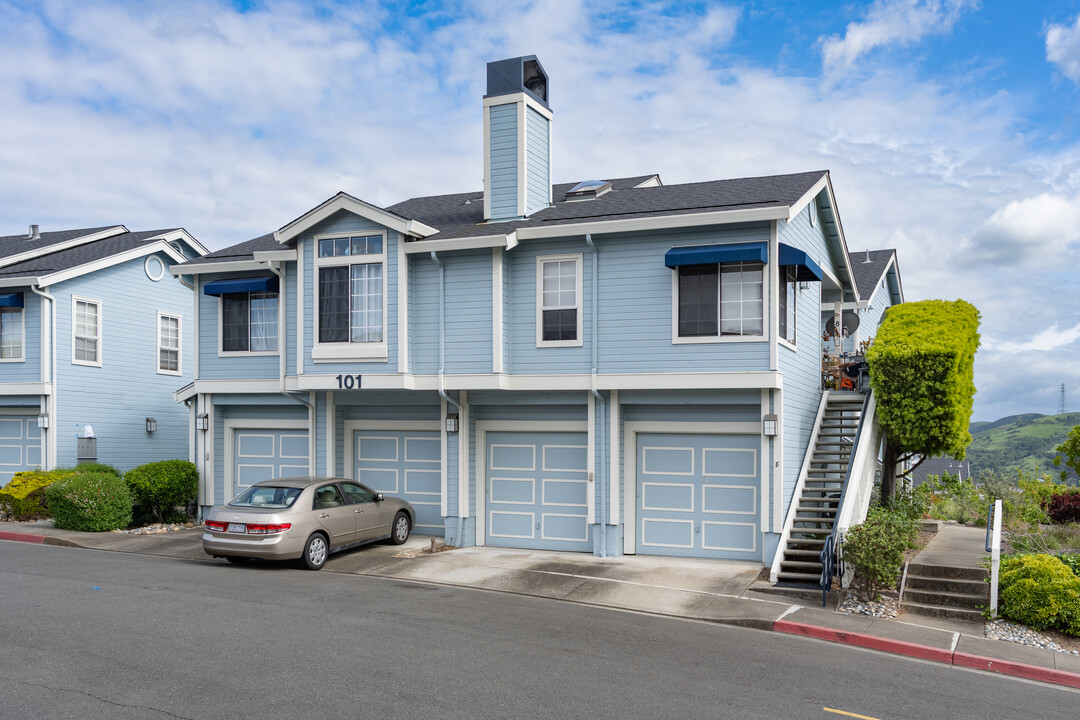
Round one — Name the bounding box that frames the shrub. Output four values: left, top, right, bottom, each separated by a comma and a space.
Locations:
46, 471, 132, 532
0, 469, 75, 520
998, 554, 1080, 636
1047, 490, 1080, 524
844, 508, 910, 600
124, 460, 198, 524
73, 462, 122, 477
1060, 554, 1080, 577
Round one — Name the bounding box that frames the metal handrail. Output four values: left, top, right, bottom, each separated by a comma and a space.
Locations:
819, 391, 873, 606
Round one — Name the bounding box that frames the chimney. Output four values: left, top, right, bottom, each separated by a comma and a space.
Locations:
28, 224, 40, 240
483, 56, 552, 221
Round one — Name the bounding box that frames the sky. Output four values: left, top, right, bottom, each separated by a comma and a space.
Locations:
2, 0, 1080, 422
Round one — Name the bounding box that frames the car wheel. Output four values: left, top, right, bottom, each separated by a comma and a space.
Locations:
225, 555, 251, 566
303, 533, 328, 570
389, 512, 410, 545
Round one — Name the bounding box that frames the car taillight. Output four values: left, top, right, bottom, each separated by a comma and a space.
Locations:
205, 520, 227, 532
247, 523, 292, 534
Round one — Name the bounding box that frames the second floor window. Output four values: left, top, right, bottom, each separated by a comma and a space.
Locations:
537, 254, 583, 347
317, 234, 385, 344
158, 313, 181, 373
778, 266, 796, 344
677, 262, 763, 338
73, 297, 101, 365
223, 292, 278, 352
0, 306, 22, 360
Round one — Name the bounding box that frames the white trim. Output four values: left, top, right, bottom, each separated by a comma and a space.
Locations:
0, 226, 127, 270
774, 388, 783, 531
701, 521, 758, 552
402, 233, 517, 255
206, 396, 216, 506
640, 482, 695, 512
0, 383, 51, 395
156, 311, 182, 376
172, 378, 282, 401
296, 241, 305, 376
621, 420, 761, 556
342, 419, 442, 481
440, 396, 448, 517
311, 230, 389, 362
639, 518, 695, 549
397, 233, 408, 374
492, 248, 504, 374
459, 390, 469, 519
701, 485, 757, 515
482, 91, 553, 120
173, 260, 272, 275
274, 192, 436, 244
326, 391, 336, 476
516, 206, 789, 241
670, 262, 768, 344
252, 249, 296, 262
193, 278, 200, 378
144, 255, 166, 281
770, 221, 779, 371
474, 420, 589, 547
536, 253, 584, 348
37, 241, 187, 288
609, 389, 620, 527
517, 101, 528, 217
223, 418, 308, 500
587, 393, 596, 525
786, 175, 829, 223
483, 104, 492, 221
0, 304, 25, 362
761, 389, 771, 533
70, 295, 102, 367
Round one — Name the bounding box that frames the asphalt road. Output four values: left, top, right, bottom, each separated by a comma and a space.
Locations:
0, 542, 1075, 720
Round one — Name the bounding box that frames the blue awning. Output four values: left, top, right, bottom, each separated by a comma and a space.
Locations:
203, 276, 279, 296
664, 241, 767, 269
778, 243, 823, 282
0, 292, 24, 308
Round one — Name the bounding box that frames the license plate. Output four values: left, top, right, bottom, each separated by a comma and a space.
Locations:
227, 523, 246, 533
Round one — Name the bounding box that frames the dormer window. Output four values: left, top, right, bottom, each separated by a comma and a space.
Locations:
565, 180, 611, 201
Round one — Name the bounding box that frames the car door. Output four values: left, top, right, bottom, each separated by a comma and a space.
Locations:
342, 482, 389, 541
313, 484, 355, 546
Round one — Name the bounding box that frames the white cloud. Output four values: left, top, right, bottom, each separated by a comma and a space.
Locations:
968, 192, 1080, 266
993, 324, 1080, 353
1047, 14, 1080, 82
820, 0, 978, 73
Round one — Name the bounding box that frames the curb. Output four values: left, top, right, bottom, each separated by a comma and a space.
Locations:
774, 620, 1080, 690
0, 530, 78, 548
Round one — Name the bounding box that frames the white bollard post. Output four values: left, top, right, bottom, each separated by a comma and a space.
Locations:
990, 499, 1002, 619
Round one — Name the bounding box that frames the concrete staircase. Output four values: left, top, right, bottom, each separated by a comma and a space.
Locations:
902, 562, 989, 622
775, 393, 865, 587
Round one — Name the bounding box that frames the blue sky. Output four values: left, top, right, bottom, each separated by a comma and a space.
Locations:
3, 0, 1080, 422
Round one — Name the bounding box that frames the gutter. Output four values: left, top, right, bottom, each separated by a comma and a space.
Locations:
29, 285, 56, 470
585, 234, 606, 556
431, 252, 464, 545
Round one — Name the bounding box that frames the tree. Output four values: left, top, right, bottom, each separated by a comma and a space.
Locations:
865, 299, 981, 500
1054, 425, 1080, 481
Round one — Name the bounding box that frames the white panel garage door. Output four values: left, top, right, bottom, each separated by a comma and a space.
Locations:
486, 431, 590, 552
232, 428, 309, 492
0, 415, 42, 485
636, 432, 761, 561
354, 430, 443, 535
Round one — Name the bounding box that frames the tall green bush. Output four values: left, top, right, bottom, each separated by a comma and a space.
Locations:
998, 554, 1080, 636
844, 507, 914, 600
124, 459, 198, 523
0, 469, 74, 520
46, 472, 132, 532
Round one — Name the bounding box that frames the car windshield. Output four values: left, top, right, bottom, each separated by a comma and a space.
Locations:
228, 486, 303, 509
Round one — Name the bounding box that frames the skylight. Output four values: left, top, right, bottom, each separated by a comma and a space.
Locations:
565, 180, 612, 201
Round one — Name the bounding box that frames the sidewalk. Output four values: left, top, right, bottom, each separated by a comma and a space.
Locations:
3, 520, 1079, 690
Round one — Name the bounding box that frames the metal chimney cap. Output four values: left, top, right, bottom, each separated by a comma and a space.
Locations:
28, 224, 40, 240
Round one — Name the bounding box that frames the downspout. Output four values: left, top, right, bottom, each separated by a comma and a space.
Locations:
585, 235, 606, 556
431, 251, 464, 544
264, 262, 286, 393
30, 285, 55, 469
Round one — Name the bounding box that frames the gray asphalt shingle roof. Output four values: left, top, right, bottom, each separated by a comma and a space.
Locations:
0, 230, 178, 278
850, 249, 896, 299
0, 226, 121, 260
193, 233, 278, 264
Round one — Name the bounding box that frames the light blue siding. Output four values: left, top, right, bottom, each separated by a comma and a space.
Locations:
525, 107, 549, 216
488, 103, 518, 220
51, 255, 194, 470
409, 259, 439, 374
445, 251, 493, 374
210, 400, 309, 505
1, 287, 41, 382
285, 262, 298, 376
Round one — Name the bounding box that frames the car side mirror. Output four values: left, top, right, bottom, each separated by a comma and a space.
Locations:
375, 493, 385, 502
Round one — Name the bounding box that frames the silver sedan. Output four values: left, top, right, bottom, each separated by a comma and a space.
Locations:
202, 476, 415, 570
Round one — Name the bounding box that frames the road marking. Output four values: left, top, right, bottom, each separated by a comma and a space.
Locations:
823, 708, 882, 720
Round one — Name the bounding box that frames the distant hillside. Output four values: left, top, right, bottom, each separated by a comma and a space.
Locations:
966, 412, 1080, 482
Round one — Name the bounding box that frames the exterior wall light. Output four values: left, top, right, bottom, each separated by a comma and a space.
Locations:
763, 414, 778, 437
37, 413, 49, 429
445, 413, 459, 433
196, 413, 209, 432
146, 417, 157, 433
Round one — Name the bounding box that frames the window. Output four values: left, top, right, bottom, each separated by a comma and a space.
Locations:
779, 267, 796, 345
73, 297, 101, 366
221, 291, 278, 353
0, 307, 23, 360
342, 482, 376, 504
536, 254, 583, 347
315, 234, 386, 357
676, 262, 763, 340
158, 313, 181, 374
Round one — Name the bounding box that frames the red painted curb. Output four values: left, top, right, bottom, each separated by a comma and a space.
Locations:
953, 652, 1080, 690
0, 531, 47, 544
774, 620, 953, 663
775, 620, 1080, 690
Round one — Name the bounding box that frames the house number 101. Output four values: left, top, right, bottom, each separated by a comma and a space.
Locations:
335, 374, 362, 389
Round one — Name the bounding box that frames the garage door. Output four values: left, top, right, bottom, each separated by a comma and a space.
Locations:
232, 428, 309, 491
486, 431, 590, 551
636, 433, 760, 560
353, 430, 442, 535
0, 416, 42, 485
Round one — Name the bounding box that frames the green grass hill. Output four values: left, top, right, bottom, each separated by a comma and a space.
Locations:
967, 412, 1080, 482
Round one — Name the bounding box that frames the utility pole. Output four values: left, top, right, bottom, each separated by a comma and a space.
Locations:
1059, 383, 1069, 415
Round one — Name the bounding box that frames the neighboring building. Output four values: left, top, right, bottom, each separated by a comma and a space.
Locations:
910, 457, 971, 488
0, 225, 207, 483
173, 56, 903, 568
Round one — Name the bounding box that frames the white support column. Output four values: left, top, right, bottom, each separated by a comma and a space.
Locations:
587, 391, 596, 525
459, 390, 469, 520
326, 391, 336, 476
440, 395, 448, 518
492, 248, 503, 374
609, 389, 620, 526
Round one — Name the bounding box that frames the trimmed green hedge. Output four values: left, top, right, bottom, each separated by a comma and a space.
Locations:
125, 460, 198, 523
999, 554, 1080, 636
46, 472, 133, 532
865, 299, 980, 460
0, 469, 76, 520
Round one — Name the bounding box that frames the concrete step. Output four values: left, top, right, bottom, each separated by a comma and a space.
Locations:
901, 601, 985, 623
780, 560, 824, 571
906, 574, 988, 596
904, 587, 987, 610
776, 570, 823, 585
784, 548, 822, 560
907, 563, 988, 582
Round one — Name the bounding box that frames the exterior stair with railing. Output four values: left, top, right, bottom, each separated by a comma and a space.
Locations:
775, 393, 865, 587
900, 524, 990, 622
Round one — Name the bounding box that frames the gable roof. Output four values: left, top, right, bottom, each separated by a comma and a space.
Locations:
850, 249, 903, 304
0, 225, 127, 267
